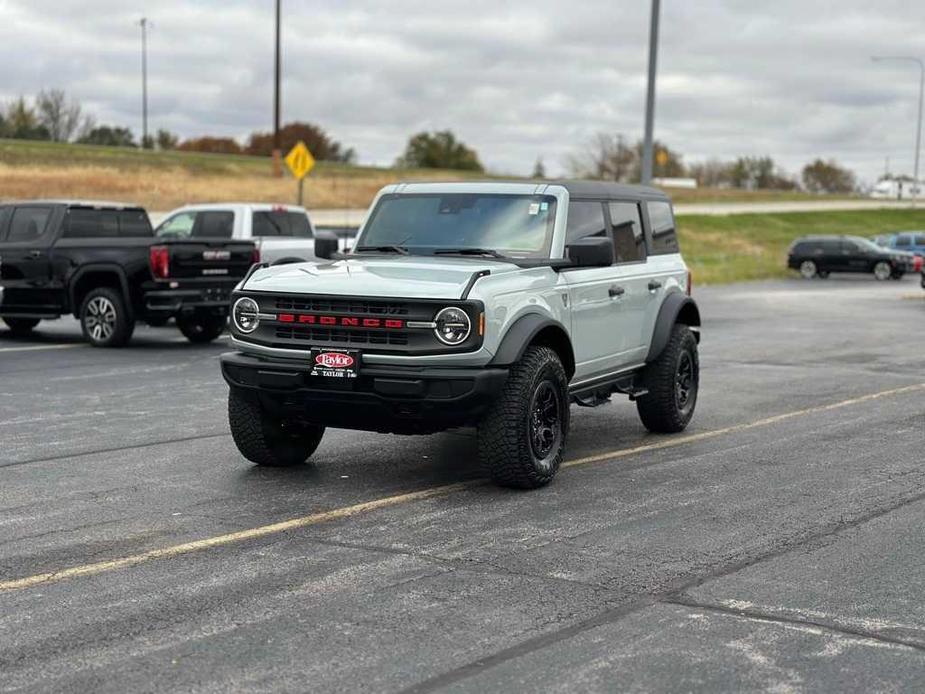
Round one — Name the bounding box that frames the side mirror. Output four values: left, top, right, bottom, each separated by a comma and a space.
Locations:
566, 237, 614, 267
314, 231, 339, 260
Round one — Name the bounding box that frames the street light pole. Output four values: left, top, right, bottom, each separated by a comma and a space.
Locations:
872, 56, 924, 206
641, 0, 661, 185
140, 17, 149, 149
272, 0, 282, 176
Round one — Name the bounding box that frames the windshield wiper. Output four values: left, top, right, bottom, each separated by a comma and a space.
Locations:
354, 245, 409, 255
433, 247, 507, 258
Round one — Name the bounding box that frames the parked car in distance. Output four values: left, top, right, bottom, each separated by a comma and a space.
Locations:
0, 200, 257, 346
222, 181, 701, 489
885, 231, 925, 257
154, 203, 345, 265
788, 235, 914, 280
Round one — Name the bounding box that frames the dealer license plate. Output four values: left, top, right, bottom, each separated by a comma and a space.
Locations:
308, 348, 360, 379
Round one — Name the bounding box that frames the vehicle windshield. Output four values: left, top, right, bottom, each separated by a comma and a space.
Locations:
355, 193, 558, 259
852, 237, 888, 253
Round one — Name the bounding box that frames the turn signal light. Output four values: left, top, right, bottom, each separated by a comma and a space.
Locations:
687, 270, 693, 296
149, 245, 170, 279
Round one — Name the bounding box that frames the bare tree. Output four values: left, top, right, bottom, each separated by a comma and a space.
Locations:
36, 89, 83, 142
567, 133, 636, 182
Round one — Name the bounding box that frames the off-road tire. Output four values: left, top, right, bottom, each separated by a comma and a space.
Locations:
80, 287, 135, 347
2, 317, 40, 336
478, 346, 569, 489
178, 314, 226, 343
228, 387, 325, 466
636, 324, 699, 433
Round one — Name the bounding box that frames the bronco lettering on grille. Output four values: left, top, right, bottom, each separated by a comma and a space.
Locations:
275, 313, 405, 329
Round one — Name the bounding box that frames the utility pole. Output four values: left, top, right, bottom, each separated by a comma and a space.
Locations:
272, 0, 282, 176
872, 56, 924, 206
140, 17, 149, 149
641, 0, 661, 185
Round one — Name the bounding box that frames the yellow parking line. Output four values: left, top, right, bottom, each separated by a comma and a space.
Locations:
0, 343, 84, 353
1, 382, 922, 594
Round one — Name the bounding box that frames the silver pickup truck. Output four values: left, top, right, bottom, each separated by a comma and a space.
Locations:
221, 181, 701, 489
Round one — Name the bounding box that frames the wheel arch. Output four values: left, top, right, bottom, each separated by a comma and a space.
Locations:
489, 313, 575, 379
69, 265, 132, 319
646, 292, 701, 363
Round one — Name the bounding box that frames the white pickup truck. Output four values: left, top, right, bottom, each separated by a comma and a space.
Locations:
154, 203, 347, 265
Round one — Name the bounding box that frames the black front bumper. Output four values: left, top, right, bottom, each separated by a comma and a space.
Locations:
220, 351, 508, 434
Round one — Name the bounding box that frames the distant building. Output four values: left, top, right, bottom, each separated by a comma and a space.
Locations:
652, 177, 698, 189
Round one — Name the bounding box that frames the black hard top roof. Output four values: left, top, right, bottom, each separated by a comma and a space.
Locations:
550, 180, 670, 201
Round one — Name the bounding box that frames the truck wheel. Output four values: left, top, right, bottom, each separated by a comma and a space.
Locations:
2, 317, 40, 336
178, 315, 226, 343
636, 324, 699, 433
478, 346, 569, 489
80, 287, 134, 347
228, 388, 325, 466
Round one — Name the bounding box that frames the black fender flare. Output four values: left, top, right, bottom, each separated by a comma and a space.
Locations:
489, 313, 574, 375
646, 292, 701, 362
68, 264, 133, 319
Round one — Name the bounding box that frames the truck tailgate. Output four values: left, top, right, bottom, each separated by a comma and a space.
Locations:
164, 240, 256, 280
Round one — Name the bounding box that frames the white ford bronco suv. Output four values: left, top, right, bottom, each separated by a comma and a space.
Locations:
221, 182, 701, 489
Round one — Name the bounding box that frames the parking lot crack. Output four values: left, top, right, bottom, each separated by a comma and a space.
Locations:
664, 596, 925, 653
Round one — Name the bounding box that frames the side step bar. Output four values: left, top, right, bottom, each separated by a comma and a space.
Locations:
569, 371, 648, 408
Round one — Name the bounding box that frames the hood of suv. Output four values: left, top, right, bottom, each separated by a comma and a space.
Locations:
244, 256, 523, 299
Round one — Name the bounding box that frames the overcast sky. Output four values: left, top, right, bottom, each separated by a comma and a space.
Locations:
2, 0, 924, 183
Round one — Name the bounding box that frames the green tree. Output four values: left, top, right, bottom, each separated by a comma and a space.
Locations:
531, 157, 546, 179
245, 121, 354, 162
631, 140, 685, 180
5, 97, 49, 140
156, 129, 179, 150
77, 125, 136, 147
396, 130, 483, 171
802, 159, 856, 194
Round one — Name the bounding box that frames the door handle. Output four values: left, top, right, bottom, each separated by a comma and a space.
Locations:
608, 284, 625, 298
28, 250, 43, 258
648, 280, 662, 291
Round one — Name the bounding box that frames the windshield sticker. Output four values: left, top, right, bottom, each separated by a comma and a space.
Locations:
540, 202, 549, 211
528, 203, 540, 215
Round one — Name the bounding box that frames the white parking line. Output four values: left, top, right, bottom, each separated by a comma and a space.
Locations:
0, 343, 85, 354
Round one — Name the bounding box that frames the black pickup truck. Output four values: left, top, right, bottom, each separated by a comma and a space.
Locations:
0, 200, 257, 346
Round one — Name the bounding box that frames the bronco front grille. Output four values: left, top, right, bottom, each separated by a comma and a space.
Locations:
275, 297, 408, 315
275, 326, 409, 346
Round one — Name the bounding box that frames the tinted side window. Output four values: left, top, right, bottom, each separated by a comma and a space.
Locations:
608, 202, 645, 263
647, 201, 678, 254
193, 211, 234, 238
63, 209, 119, 238
792, 242, 812, 255
914, 234, 925, 245
895, 236, 911, 247
252, 211, 313, 237
566, 201, 607, 243
118, 210, 153, 237
8, 207, 53, 242
0, 207, 11, 241
820, 240, 841, 252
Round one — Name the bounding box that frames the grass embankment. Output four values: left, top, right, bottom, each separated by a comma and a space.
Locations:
0, 138, 845, 210
679, 209, 925, 284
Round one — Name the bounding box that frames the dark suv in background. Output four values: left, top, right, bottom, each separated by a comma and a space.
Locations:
788, 235, 913, 281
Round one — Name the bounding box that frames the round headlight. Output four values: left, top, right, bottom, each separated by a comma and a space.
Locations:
434, 306, 471, 345
232, 297, 260, 333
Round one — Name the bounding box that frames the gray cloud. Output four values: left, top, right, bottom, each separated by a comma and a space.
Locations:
2, 0, 924, 182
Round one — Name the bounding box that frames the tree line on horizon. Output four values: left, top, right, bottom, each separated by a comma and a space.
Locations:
1, 89, 858, 193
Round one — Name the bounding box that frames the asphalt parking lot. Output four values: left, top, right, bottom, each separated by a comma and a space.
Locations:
1, 276, 924, 692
